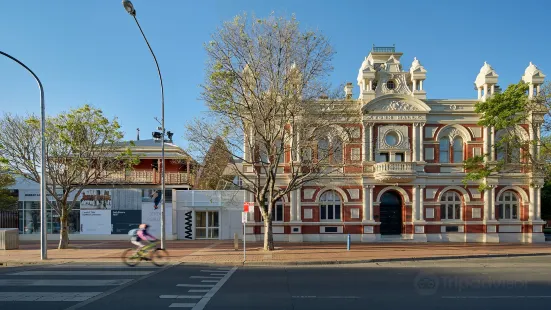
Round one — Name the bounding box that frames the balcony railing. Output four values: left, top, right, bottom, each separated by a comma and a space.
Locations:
92, 170, 194, 186
374, 162, 415, 172
373, 162, 416, 183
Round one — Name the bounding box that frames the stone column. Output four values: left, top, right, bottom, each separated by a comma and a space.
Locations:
290, 190, 297, 221
483, 84, 488, 100
420, 80, 424, 91
419, 186, 425, 221
362, 186, 369, 221
489, 127, 495, 161
368, 123, 374, 161
478, 87, 482, 100
412, 123, 418, 162
419, 123, 425, 162
296, 187, 302, 221
369, 186, 374, 221
529, 185, 536, 221
484, 188, 490, 220
412, 186, 418, 221
483, 127, 488, 160
362, 122, 368, 162
295, 125, 301, 162
536, 185, 542, 220
490, 186, 496, 220
413, 80, 417, 92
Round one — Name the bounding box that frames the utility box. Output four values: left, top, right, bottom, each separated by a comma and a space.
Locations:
0, 228, 19, 250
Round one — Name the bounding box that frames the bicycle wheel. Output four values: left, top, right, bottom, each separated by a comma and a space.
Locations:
151, 248, 169, 267
121, 248, 141, 267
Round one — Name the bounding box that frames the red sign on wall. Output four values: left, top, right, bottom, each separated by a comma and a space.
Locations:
243, 202, 249, 212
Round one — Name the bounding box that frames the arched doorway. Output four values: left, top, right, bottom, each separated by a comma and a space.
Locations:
379, 191, 402, 235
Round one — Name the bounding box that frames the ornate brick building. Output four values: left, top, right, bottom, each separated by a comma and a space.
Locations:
244, 46, 547, 243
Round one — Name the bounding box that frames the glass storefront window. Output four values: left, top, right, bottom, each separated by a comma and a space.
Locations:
18, 200, 81, 234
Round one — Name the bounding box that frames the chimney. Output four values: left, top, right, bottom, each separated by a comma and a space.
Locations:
136, 128, 140, 141
344, 82, 353, 99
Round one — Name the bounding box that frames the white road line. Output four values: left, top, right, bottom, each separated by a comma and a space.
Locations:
9, 271, 152, 276
177, 284, 215, 288
160, 295, 203, 299
0, 292, 102, 302
169, 303, 197, 308
216, 268, 231, 270
442, 296, 551, 299
200, 270, 227, 273
292, 296, 361, 299
191, 266, 238, 310
208, 273, 226, 276
189, 276, 223, 279
188, 289, 209, 293
0, 279, 131, 286
200, 280, 219, 283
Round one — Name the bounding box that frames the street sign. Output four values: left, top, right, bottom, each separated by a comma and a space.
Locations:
243, 202, 249, 212
242, 212, 247, 223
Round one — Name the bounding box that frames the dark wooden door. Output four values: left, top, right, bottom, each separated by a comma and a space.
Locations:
379, 192, 402, 235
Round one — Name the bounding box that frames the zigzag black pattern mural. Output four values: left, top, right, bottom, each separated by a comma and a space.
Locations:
184, 211, 193, 239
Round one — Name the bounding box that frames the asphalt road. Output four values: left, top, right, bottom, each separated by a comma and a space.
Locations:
1, 256, 551, 310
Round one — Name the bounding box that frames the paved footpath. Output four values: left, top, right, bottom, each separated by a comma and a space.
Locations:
2, 240, 551, 266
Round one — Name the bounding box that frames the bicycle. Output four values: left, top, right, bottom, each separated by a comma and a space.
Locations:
121, 241, 169, 267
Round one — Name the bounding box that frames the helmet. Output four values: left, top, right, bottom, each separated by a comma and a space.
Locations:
139, 223, 149, 229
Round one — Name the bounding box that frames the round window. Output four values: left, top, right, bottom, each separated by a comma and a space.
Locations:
385, 131, 399, 146
386, 80, 395, 90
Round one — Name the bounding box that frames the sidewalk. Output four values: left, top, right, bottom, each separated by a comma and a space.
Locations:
2, 240, 551, 267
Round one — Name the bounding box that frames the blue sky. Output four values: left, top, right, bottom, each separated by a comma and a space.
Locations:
1, 0, 550, 151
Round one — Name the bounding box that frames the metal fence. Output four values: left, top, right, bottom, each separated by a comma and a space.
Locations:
0, 210, 18, 229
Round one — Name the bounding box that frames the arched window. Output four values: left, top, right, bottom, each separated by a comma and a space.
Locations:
320, 190, 341, 221
439, 137, 450, 163
497, 191, 519, 220
440, 191, 461, 220
496, 132, 521, 163
332, 137, 343, 164
317, 137, 329, 162
453, 137, 463, 163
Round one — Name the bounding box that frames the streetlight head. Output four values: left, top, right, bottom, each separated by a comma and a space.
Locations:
122, 0, 136, 16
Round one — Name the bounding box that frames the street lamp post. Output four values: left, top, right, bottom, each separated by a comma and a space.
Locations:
0, 51, 47, 260
122, 0, 166, 249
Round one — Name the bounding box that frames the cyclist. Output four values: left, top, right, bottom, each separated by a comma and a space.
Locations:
131, 223, 158, 256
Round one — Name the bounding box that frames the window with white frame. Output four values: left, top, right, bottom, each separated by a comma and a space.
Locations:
274, 139, 284, 164
439, 137, 450, 163
496, 136, 521, 163
317, 137, 329, 162
320, 190, 341, 221
332, 137, 343, 164
440, 191, 461, 220
260, 198, 284, 222
497, 191, 519, 220
453, 137, 463, 163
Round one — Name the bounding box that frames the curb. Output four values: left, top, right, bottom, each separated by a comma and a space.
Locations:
178, 252, 551, 267
3, 252, 551, 268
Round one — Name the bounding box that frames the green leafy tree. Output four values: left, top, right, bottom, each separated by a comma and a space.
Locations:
463, 81, 550, 191
0, 154, 17, 211
0, 105, 138, 248
186, 13, 353, 251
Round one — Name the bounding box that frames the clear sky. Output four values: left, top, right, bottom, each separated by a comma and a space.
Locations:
1, 0, 550, 151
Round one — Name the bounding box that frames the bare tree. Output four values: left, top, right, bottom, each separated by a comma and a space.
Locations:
186, 13, 358, 250
0, 105, 138, 248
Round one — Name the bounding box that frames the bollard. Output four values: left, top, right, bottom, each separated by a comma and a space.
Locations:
347, 234, 351, 251
234, 233, 238, 251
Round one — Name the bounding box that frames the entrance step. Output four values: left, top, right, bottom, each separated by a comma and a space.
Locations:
378, 235, 416, 242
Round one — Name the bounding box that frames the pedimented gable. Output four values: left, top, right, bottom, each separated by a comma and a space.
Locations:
361, 95, 431, 114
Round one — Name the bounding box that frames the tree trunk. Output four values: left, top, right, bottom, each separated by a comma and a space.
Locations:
263, 217, 274, 251
58, 207, 70, 249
